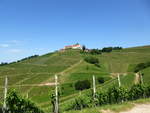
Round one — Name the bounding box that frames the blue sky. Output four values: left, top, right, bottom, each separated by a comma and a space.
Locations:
0, 0, 150, 62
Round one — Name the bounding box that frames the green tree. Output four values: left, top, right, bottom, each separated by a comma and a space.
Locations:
82, 45, 86, 51
102, 47, 113, 52
75, 80, 91, 91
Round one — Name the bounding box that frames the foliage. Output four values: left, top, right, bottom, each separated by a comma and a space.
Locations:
95, 90, 109, 106
0, 102, 2, 113
0, 46, 149, 112
84, 56, 99, 67
113, 47, 123, 50
134, 61, 150, 72
102, 47, 113, 52
107, 87, 128, 104
146, 85, 150, 97
102, 47, 122, 52
90, 49, 102, 55
49, 89, 62, 113
17, 55, 39, 62
0, 62, 8, 66
82, 45, 86, 51
74, 80, 91, 91
69, 95, 92, 110
64, 84, 150, 111
97, 77, 105, 84
6, 90, 44, 113
81, 46, 122, 54
0, 55, 39, 66
50, 93, 56, 113
128, 84, 147, 100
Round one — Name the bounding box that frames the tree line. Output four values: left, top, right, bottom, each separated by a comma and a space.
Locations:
81, 45, 123, 55
0, 55, 39, 66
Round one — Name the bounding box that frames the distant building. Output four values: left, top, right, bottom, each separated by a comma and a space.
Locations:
64, 44, 82, 50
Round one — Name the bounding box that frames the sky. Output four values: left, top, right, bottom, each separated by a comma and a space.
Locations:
0, 0, 150, 62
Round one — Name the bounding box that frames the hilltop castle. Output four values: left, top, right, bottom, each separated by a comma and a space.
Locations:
64, 44, 82, 50
59, 44, 82, 52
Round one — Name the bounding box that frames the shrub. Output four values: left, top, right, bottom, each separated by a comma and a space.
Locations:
113, 47, 123, 50
17, 55, 39, 62
102, 47, 113, 52
145, 85, 150, 97
0, 107, 2, 113
73, 95, 92, 110
6, 90, 44, 113
95, 90, 109, 106
0, 62, 8, 66
97, 77, 105, 84
107, 87, 118, 104
82, 45, 86, 51
74, 80, 91, 91
118, 87, 129, 102
134, 61, 150, 72
102, 47, 123, 52
84, 56, 99, 66
134, 63, 146, 72
128, 84, 147, 100
0, 55, 39, 66
90, 49, 102, 55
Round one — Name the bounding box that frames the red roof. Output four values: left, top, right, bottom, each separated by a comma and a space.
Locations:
65, 44, 81, 48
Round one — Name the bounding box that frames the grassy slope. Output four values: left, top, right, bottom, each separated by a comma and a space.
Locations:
0, 46, 150, 112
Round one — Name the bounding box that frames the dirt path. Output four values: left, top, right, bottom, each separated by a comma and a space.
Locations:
59, 60, 83, 75
59, 60, 83, 82
120, 104, 150, 113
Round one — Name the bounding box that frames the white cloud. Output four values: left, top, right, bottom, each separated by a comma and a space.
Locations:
0, 44, 9, 48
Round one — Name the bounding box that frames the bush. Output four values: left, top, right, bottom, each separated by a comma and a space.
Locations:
0, 107, 2, 113
73, 95, 92, 110
84, 56, 99, 66
134, 61, 150, 72
145, 85, 150, 97
82, 45, 86, 51
74, 80, 91, 91
102, 47, 123, 52
95, 90, 109, 106
6, 90, 44, 113
90, 49, 102, 55
0, 62, 8, 66
0, 55, 39, 67
17, 55, 39, 62
102, 47, 113, 52
134, 63, 146, 72
97, 77, 105, 84
107, 87, 128, 103
113, 47, 123, 50
128, 84, 147, 100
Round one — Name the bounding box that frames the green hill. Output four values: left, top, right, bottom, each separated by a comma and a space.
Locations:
0, 45, 150, 112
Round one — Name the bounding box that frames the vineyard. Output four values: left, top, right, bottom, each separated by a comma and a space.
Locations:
0, 45, 150, 113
